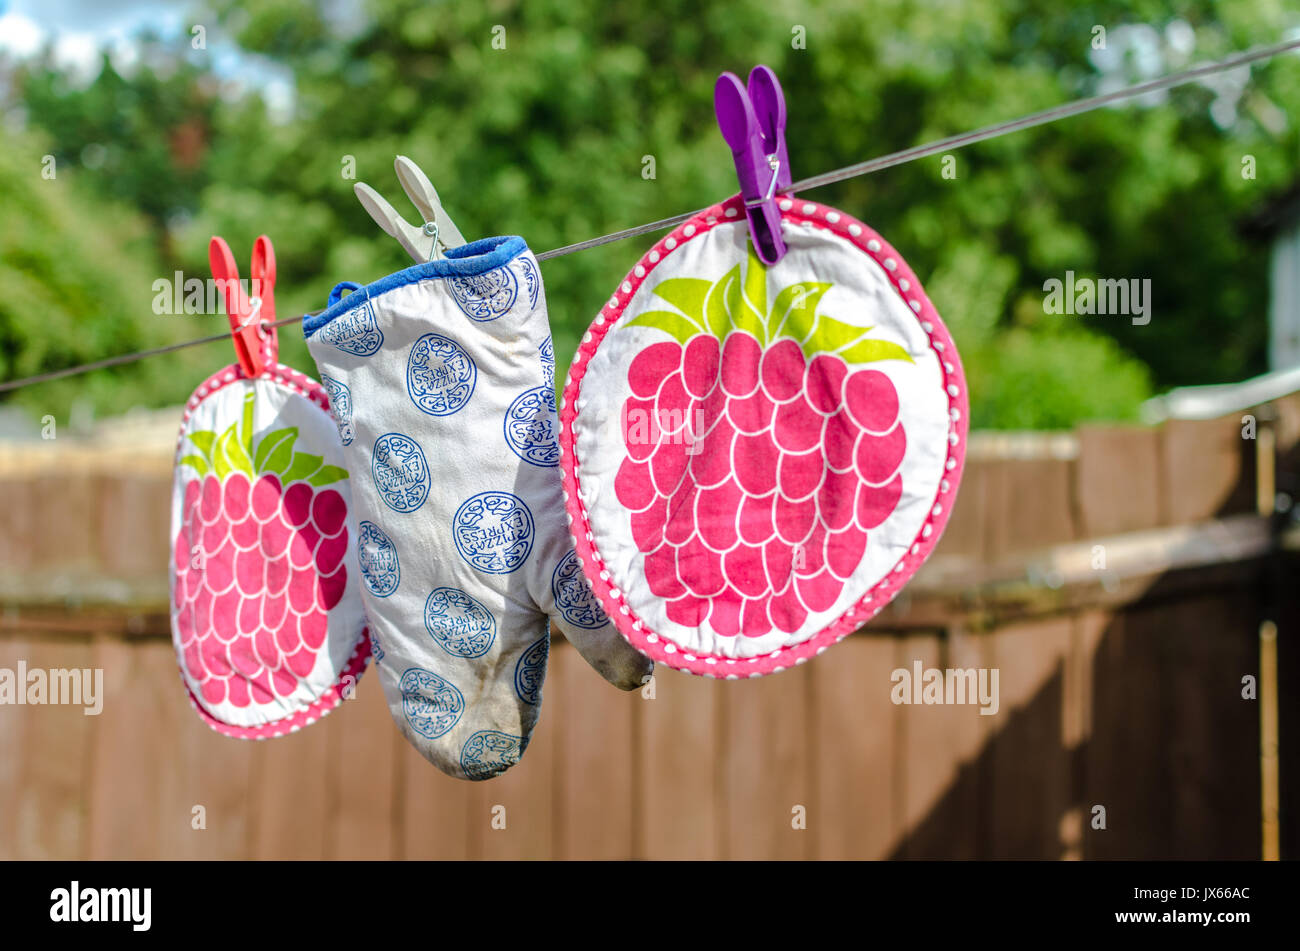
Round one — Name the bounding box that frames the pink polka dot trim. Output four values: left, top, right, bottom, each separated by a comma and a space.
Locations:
172, 360, 368, 737
558, 195, 969, 678
179, 636, 372, 740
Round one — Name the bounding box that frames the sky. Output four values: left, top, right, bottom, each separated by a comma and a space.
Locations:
0, 0, 294, 115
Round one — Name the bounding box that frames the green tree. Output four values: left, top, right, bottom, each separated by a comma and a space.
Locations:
4, 0, 1299, 430
15, 32, 220, 238
0, 128, 217, 420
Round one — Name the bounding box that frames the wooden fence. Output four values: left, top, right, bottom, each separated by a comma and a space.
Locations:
0, 402, 1296, 860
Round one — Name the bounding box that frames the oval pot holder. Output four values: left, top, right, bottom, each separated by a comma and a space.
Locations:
560, 196, 968, 677
170, 362, 370, 737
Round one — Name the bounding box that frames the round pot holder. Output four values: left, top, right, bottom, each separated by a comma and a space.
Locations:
170, 360, 370, 737
559, 195, 968, 677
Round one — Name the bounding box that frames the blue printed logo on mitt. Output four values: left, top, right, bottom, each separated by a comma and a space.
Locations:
372, 433, 430, 513
320, 374, 355, 446
514, 635, 548, 705
503, 386, 559, 467
447, 265, 518, 322
538, 335, 555, 390
318, 298, 383, 355
400, 667, 464, 739
407, 333, 477, 416
358, 520, 399, 597
520, 256, 540, 310
424, 587, 497, 658
461, 730, 525, 780
551, 549, 610, 630
452, 491, 534, 574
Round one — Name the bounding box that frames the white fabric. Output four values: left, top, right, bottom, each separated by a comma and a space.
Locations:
572, 220, 951, 659
306, 238, 651, 780
169, 371, 369, 734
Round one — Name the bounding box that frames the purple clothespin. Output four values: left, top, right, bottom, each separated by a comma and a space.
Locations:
715, 65, 792, 265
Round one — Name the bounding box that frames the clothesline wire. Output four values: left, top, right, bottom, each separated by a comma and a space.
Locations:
3, 34, 1298, 396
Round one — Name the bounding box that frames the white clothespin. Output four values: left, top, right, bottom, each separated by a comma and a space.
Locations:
354, 155, 468, 263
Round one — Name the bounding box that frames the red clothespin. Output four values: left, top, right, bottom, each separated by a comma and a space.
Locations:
714, 65, 792, 265
209, 234, 279, 378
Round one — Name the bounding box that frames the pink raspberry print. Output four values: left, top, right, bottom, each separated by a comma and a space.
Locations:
173, 390, 351, 709
614, 248, 912, 639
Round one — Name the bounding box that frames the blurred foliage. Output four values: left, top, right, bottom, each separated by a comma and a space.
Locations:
2, 0, 1299, 428
0, 126, 218, 418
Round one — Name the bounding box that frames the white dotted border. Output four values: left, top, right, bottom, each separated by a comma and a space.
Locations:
559, 195, 969, 678
170, 359, 370, 736
178, 637, 371, 740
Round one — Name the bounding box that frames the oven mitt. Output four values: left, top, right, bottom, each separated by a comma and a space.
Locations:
303, 235, 652, 780
170, 240, 370, 738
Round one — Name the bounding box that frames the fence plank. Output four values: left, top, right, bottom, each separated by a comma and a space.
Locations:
1, 635, 95, 859
930, 459, 989, 560
812, 634, 899, 859
721, 664, 812, 860
1075, 426, 1162, 536
0, 479, 37, 573
922, 625, 993, 859
167, 694, 255, 860
553, 641, 636, 859
1159, 593, 1259, 859
246, 699, 332, 860
396, 724, 474, 860
0, 636, 21, 860
984, 459, 1078, 559
326, 668, 397, 860
986, 617, 1071, 859
33, 475, 99, 574
1160, 417, 1252, 524
87, 638, 180, 859
94, 474, 172, 582
638, 667, 718, 860
1062, 610, 1108, 860
1083, 605, 1168, 858
134, 641, 260, 860
894, 630, 993, 859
